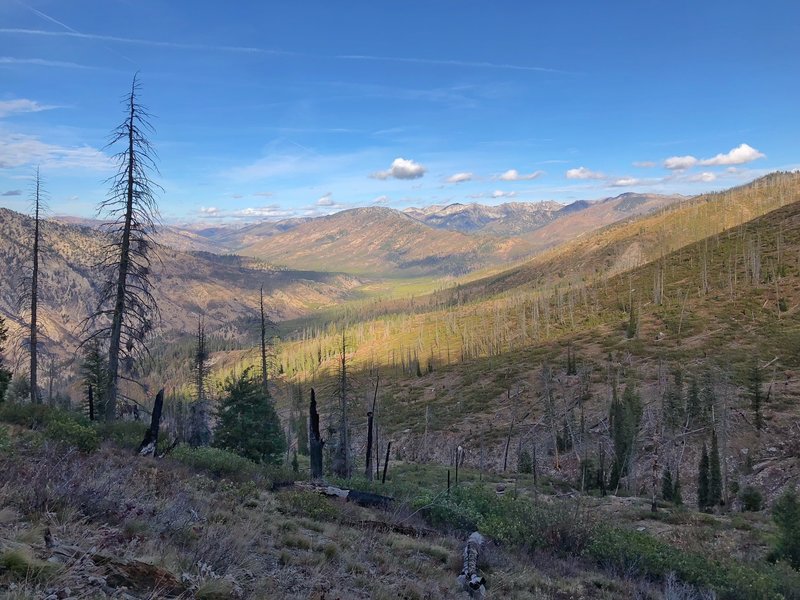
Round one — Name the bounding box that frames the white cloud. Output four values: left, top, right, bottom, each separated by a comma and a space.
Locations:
663, 155, 698, 170
689, 172, 716, 183
2, 189, 22, 196
699, 143, 765, 166
0, 132, 111, 170
611, 177, 640, 187
253, 191, 273, 197
198, 203, 302, 220
498, 168, 543, 181
491, 190, 516, 199
316, 192, 334, 206
372, 195, 390, 204
565, 166, 605, 180
235, 206, 295, 218
446, 172, 473, 184
371, 157, 426, 180
633, 161, 656, 168
0, 99, 59, 118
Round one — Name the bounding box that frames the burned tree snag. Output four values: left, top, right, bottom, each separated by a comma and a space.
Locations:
366, 376, 378, 480
382, 441, 391, 484
309, 388, 324, 479
138, 389, 164, 456
88, 384, 95, 422
457, 531, 487, 598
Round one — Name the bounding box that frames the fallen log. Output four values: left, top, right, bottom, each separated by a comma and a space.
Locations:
300, 483, 394, 507
457, 531, 486, 598
356, 519, 437, 538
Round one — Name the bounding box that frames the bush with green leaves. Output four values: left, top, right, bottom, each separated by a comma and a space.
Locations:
213, 367, 286, 465
414, 485, 593, 555
771, 487, 800, 569
95, 420, 147, 449
0, 403, 100, 452
171, 444, 259, 479
44, 418, 99, 453
277, 489, 341, 522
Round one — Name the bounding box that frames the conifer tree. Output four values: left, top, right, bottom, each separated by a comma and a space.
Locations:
709, 429, 723, 507
610, 381, 642, 489
213, 367, 285, 464
698, 444, 710, 511
673, 473, 683, 506
80, 338, 109, 419
661, 468, 674, 501
772, 487, 800, 568
188, 315, 211, 447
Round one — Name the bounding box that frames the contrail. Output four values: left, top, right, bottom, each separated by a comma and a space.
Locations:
0, 28, 293, 55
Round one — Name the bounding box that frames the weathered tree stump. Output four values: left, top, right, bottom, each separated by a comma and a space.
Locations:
457, 531, 486, 598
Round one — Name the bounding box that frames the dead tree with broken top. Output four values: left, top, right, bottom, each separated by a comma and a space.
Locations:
309, 388, 324, 478
86, 74, 161, 421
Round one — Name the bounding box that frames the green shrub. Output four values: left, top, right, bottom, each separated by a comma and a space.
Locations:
739, 485, 763, 512
771, 487, 800, 569
586, 524, 791, 599
0, 402, 52, 428
95, 420, 147, 449
171, 444, 259, 479
277, 489, 341, 522
0, 549, 60, 580
414, 485, 593, 555
45, 419, 99, 452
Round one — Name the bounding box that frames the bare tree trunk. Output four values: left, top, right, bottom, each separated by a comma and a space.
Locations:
88, 384, 95, 421
138, 389, 164, 456
366, 376, 378, 480
309, 388, 324, 479
29, 168, 42, 404
382, 441, 391, 484
457, 532, 487, 597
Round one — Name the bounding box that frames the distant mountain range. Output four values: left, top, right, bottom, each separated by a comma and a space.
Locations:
169, 193, 686, 275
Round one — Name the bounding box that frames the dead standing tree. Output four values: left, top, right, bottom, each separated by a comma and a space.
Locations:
27, 167, 45, 404
87, 74, 161, 421
332, 328, 352, 478
309, 388, 324, 478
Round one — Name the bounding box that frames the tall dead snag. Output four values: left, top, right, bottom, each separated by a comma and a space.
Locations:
138, 388, 164, 456
309, 388, 324, 478
28, 167, 45, 404
90, 74, 161, 421
332, 328, 350, 478
457, 531, 487, 598
366, 376, 378, 480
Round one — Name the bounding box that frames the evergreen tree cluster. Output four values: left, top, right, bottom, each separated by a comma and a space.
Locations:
609, 382, 642, 489
213, 367, 286, 464
697, 430, 723, 511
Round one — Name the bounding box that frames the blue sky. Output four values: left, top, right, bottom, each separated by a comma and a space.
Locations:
1, 0, 798, 223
